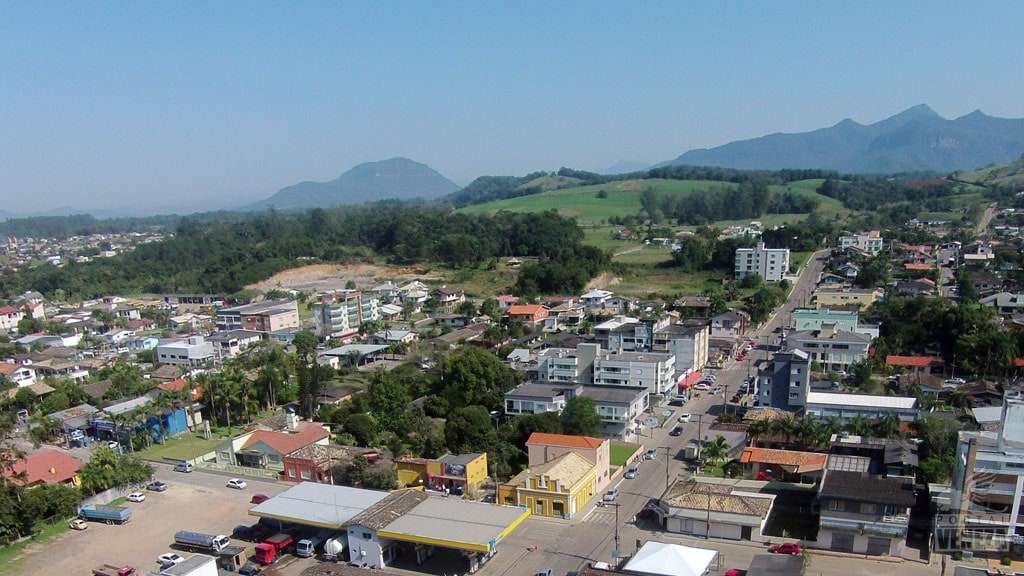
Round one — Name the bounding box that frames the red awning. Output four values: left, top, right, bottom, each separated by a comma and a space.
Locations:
677, 371, 704, 391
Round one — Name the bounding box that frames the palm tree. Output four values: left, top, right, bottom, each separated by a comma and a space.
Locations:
772, 416, 799, 446
846, 415, 871, 437
746, 419, 771, 446
795, 418, 821, 449
873, 414, 901, 439
703, 435, 730, 465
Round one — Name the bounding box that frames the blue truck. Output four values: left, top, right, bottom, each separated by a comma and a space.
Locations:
79, 504, 132, 525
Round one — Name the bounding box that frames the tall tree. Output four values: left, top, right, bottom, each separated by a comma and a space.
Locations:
560, 396, 601, 436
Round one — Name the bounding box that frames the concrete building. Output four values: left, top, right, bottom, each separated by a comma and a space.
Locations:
208, 329, 263, 360
756, 349, 810, 412
580, 289, 614, 311
785, 326, 872, 372
594, 350, 676, 397
395, 453, 488, 495
0, 305, 24, 333
0, 362, 36, 388
652, 320, 710, 374
311, 290, 381, 340
526, 432, 611, 490
813, 288, 882, 311
657, 479, 775, 542
216, 299, 300, 333
791, 308, 878, 339
156, 336, 215, 368
839, 231, 884, 255
805, 392, 919, 424
817, 470, 915, 556
735, 242, 790, 282
497, 452, 597, 519
503, 382, 647, 440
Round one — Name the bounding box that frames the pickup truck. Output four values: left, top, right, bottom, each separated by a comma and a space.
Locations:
92, 564, 136, 576
79, 505, 132, 525
254, 533, 294, 565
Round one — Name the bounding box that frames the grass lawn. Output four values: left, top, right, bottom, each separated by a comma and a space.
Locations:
790, 251, 812, 272
0, 518, 70, 575
136, 433, 224, 462
581, 226, 641, 252
444, 262, 521, 297
610, 441, 641, 467
612, 267, 727, 298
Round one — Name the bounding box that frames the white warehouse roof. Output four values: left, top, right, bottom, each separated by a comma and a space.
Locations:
806, 392, 918, 409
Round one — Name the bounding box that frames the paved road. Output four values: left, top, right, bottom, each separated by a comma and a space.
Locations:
482, 252, 852, 576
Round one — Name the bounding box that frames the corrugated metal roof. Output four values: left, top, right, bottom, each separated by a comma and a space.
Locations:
376, 497, 528, 551
248, 482, 389, 529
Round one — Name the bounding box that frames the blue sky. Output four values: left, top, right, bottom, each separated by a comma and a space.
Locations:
2, 1, 1023, 214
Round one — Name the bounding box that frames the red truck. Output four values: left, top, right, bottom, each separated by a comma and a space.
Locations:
254, 532, 294, 565
92, 565, 136, 576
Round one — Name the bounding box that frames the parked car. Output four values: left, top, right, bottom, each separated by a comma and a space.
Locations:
603, 488, 619, 502
106, 441, 120, 451
146, 480, 167, 492
69, 518, 88, 530
534, 570, 553, 576
736, 353, 746, 361
624, 467, 639, 479
174, 462, 194, 473
693, 383, 710, 391
768, 543, 802, 555
250, 493, 270, 504
226, 478, 248, 490
669, 426, 683, 436
126, 492, 145, 503
644, 448, 657, 460
157, 553, 184, 568
677, 413, 691, 423
724, 569, 748, 576
238, 563, 262, 576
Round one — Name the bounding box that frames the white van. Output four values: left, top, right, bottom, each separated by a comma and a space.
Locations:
296, 536, 323, 558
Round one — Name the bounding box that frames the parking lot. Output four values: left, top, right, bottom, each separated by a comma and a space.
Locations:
12, 468, 285, 575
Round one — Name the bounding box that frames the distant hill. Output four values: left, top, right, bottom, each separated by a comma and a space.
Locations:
953, 156, 1024, 189
603, 160, 650, 174
659, 105, 1024, 174
251, 157, 458, 210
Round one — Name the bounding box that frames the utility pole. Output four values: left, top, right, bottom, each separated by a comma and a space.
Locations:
664, 445, 671, 492
612, 502, 620, 564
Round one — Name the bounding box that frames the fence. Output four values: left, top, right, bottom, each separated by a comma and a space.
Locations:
198, 461, 280, 480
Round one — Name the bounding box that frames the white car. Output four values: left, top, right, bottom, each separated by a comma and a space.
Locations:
226, 478, 248, 490
677, 413, 691, 423
624, 467, 639, 479
158, 553, 185, 568
127, 491, 146, 503
693, 383, 710, 391
106, 441, 119, 450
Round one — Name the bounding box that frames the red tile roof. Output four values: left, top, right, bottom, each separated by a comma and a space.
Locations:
0, 363, 22, 376
1014, 358, 1024, 368
886, 355, 945, 368
243, 422, 331, 456
903, 263, 935, 271
740, 447, 828, 473
507, 305, 548, 316
156, 378, 202, 401
0, 306, 18, 315
526, 432, 605, 450
3, 449, 82, 486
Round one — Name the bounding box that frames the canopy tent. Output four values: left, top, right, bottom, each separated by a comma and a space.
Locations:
624, 541, 718, 576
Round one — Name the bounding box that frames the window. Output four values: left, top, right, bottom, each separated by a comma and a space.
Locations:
827, 499, 845, 512
362, 532, 372, 540
860, 502, 876, 514
300, 469, 311, 480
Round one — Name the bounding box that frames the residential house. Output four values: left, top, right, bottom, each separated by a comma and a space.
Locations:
495, 294, 519, 310
507, 304, 549, 326
208, 329, 263, 360
311, 290, 381, 340
503, 381, 647, 440
739, 447, 828, 483
161, 293, 224, 311
813, 288, 882, 310
817, 272, 849, 287
0, 362, 36, 387
370, 281, 400, 303
804, 392, 919, 424
971, 270, 1003, 297
226, 420, 331, 469
791, 308, 879, 339
2, 449, 82, 487
672, 295, 712, 319
526, 432, 611, 489
816, 470, 915, 556
885, 355, 945, 378
580, 289, 614, 311
216, 299, 300, 333
149, 364, 182, 382
656, 479, 775, 541
369, 329, 418, 346
785, 326, 872, 372
711, 310, 749, 339
593, 350, 676, 397
980, 292, 1024, 317
320, 344, 388, 367
497, 451, 597, 519
735, 242, 791, 282
828, 434, 918, 477
156, 336, 215, 368
543, 302, 585, 332
756, 349, 810, 412
431, 286, 465, 313
428, 322, 488, 350
395, 453, 488, 495
894, 278, 936, 297
839, 231, 884, 256
0, 305, 24, 333
283, 444, 382, 484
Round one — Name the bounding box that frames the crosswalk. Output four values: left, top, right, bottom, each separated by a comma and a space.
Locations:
584, 508, 618, 525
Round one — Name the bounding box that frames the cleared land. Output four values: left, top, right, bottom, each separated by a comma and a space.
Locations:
458, 178, 843, 226
246, 262, 443, 293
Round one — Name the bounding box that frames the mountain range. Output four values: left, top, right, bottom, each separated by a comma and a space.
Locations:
250, 157, 459, 210
659, 104, 1024, 174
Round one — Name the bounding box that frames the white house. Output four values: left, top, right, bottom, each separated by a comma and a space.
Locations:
839, 231, 884, 255
156, 336, 215, 367
735, 242, 790, 282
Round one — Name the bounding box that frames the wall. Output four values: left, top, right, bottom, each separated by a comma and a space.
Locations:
464, 455, 488, 490
347, 526, 385, 568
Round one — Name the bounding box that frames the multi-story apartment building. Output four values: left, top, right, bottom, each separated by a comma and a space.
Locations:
791, 308, 879, 338
311, 290, 381, 340
0, 305, 24, 334
813, 288, 882, 311
503, 381, 647, 440
208, 329, 263, 360
216, 299, 300, 333
652, 320, 710, 374
156, 336, 215, 368
839, 231, 884, 255
785, 326, 872, 372
535, 343, 676, 398
756, 349, 810, 411
946, 392, 1024, 553
817, 470, 915, 556
735, 242, 790, 282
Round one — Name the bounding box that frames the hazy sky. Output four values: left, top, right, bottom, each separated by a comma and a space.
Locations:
2, 2, 1023, 214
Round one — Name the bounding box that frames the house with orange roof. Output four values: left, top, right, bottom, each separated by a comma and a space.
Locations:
506, 304, 549, 325
0, 361, 36, 387
221, 417, 331, 469
885, 354, 945, 377
739, 447, 828, 483
526, 432, 611, 489
2, 449, 82, 487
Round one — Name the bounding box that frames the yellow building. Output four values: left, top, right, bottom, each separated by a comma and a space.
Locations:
813, 288, 882, 311
395, 452, 488, 495
497, 452, 597, 519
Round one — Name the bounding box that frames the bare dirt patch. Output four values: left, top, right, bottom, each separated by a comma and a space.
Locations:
585, 271, 621, 290
247, 263, 444, 293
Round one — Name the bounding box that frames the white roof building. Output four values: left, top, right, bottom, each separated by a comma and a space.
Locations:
623, 541, 718, 576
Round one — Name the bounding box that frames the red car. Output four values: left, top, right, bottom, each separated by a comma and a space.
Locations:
724, 570, 748, 576
768, 543, 802, 555
250, 493, 270, 505
736, 353, 746, 361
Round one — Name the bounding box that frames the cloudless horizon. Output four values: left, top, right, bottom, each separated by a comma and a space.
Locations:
2, 2, 1023, 214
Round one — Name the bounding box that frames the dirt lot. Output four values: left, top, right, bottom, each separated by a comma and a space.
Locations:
11, 473, 285, 575
246, 263, 443, 293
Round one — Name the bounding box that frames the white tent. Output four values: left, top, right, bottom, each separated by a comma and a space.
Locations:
624, 541, 718, 576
